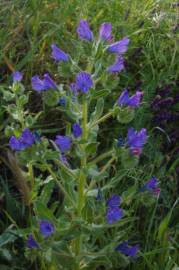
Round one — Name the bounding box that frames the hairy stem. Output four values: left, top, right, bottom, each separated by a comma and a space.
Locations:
90, 111, 113, 128
75, 98, 88, 269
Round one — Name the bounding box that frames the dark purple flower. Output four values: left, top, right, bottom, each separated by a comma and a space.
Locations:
107, 56, 125, 73
51, 44, 69, 62
9, 128, 35, 151
107, 194, 121, 208
55, 135, 71, 152
12, 71, 23, 82
76, 72, 93, 93
106, 207, 123, 224
27, 234, 39, 249
77, 19, 93, 41
118, 89, 143, 107
117, 135, 125, 147
72, 123, 82, 138
59, 97, 66, 106
141, 176, 160, 195
31, 73, 56, 91
39, 220, 55, 238
115, 241, 139, 257
107, 37, 130, 54
99, 22, 112, 41
145, 176, 158, 190
127, 128, 147, 156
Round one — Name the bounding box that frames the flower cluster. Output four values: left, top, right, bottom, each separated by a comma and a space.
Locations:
9, 128, 35, 151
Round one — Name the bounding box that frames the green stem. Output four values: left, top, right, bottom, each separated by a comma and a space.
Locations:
75, 98, 88, 269
90, 111, 113, 128
99, 156, 116, 175
88, 150, 114, 165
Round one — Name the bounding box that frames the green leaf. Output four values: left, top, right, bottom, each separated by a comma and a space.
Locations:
34, 200, 56, 222
91, 98, 104, 122
120, 148, 139, 169
116, 107, 135, 124
0, 231, 17, 248
43, 90, 59, 107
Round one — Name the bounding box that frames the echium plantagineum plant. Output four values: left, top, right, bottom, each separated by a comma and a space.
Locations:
5, 19, 159, 270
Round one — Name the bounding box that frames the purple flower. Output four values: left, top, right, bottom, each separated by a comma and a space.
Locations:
107, 55, 125, 73
127, 128, 147, 156
27, 234, 39, 249
107, 194, 121, 208
107, 37, 130, 54
43, 73, 57, 89
142, 176, 160, 195
72, 123, 82, 138
31, 73, 56, 91
12, 71, 23, 82
99, 22, 112, 41
9, 128, 35, 151
77, 19, 93, 41
118, 89, 143, 108
106, 194, 123, 224
69, 83, 78, 96
39, 220, 55, 238
51, 44, 69, 62
76, 72, 93, 93
106, 207, 123, 224
55, 135, 71, 152
115, 241, 139, 257
145, 176, 158, 190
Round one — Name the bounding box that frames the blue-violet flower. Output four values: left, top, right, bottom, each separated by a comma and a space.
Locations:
115, 241, 139, 257
77, 19, 93, 41
27, 234, 39, 249
39, 220, 55, 238
99, 22, 112, 41
107, 56, 125, 73
72, 123, 82, 138
12, 71, 23, 82
126, 128, 147, 156
76, 72, 93, 93
55, 135, 71, 152
9, 128, 35, 151
107, 37, 130, 54
51, 44, 69, 62
31, 73, 56, 91
118, 89, 143, 107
